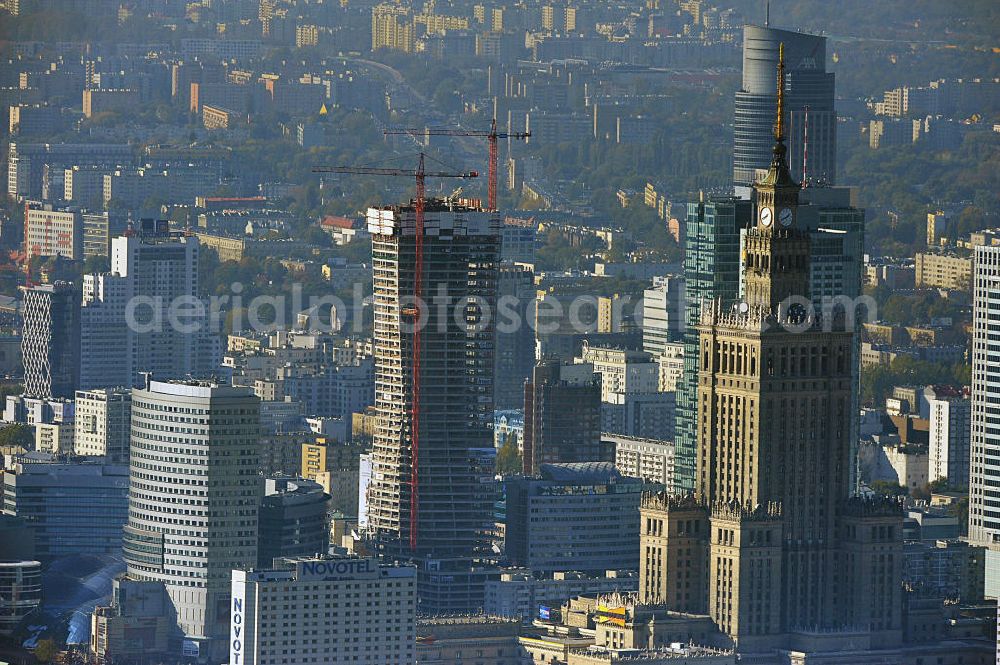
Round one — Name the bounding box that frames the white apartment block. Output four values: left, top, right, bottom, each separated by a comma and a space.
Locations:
74, 388, 131, 461
25, 202, 81, 260
575, 343, 659, 403
926, 386, 971, 487
606, 433, 675, 490
969, 245, 1000, 597
657, 342, 684, 392
35, 422, 74, 455
230, 556, 416, 665
642, 276, 685, 358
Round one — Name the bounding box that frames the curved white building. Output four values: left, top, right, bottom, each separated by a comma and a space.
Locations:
123, 378, 260, 661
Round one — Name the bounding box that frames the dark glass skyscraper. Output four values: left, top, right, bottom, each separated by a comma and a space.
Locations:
734, 25, 835, 190
674, 197, 750, 492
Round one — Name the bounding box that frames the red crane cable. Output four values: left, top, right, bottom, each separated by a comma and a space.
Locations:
409, 155, 425, 552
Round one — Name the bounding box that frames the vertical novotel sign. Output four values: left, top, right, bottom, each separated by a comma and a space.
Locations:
230, 576, 247, 665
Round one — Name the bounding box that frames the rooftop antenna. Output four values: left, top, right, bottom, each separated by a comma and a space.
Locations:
802, 105, 809, 188
765, 0, 770, 27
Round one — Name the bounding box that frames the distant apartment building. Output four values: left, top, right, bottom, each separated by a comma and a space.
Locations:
103, 166, 217, 209
642, 276, 685, 357
74, 388, 131, 461
495, 264, 536, 410
926, 385, 971, 487
927, 210, 951, 246
230, 555, 417, 665
64, 166, 110, 209
34, 421, 73, 455
657, 342, 684, 392
575, 344, 658, 403
8, 103, 62, 136
202, 104, 242, 130
81, 211, 127, 259
371, 4, 414, 52
82, 88, 140, 118
915, 252, 973, 290
295, 24, 320, 48
607, 434, 675, 489
7, 142, 132, 200
80, 233, 216, 389
523, 360, 603, 474
300, 437, 365, 517
25, 201, 82, 260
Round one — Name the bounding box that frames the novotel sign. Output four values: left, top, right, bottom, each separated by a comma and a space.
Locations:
296, 558, 377, 581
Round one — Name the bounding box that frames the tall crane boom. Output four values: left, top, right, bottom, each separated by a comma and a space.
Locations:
384, 118, 530, 211
312, 155, 477, 553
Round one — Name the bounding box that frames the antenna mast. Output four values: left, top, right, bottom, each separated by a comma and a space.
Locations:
802, 105, 809, 188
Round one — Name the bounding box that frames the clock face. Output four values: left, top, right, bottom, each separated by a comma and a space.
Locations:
759, 207, 773, 227
778, 207, 793, 227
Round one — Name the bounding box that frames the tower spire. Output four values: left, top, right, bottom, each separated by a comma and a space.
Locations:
775, 42, 785, 142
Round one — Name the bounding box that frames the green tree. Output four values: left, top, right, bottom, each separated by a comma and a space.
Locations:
948, 497, 969, 537
82, 254, 110, 274
870, 480, 908, 498
495, 436, 522, 476
0, 423, 33, 449
33, 639, 57, 663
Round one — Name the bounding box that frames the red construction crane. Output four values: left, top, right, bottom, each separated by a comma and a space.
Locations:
384, 118, 529, 211
313, 154, 478, 552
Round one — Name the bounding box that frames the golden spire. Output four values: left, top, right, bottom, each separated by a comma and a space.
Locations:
775, 42, 785, 142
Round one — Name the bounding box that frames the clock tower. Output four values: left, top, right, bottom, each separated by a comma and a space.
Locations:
744, 43, 810, 312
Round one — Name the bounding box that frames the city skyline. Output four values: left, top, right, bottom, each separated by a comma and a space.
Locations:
0, 1, 995, 664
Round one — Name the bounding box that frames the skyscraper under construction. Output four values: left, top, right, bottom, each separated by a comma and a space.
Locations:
365, 197, 500, 611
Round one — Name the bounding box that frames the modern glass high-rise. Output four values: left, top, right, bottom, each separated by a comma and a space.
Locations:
969, 245, 1000, 595
21, 282, 80, 399
674, 197, 749, 492
122, 378, 260, 661
734, 25, 836, 190
365, 199, 500, 561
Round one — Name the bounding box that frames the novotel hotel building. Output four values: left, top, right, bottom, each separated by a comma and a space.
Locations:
229, 555, 417, 665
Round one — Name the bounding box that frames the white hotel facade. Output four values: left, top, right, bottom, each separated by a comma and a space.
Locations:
230, 555, 417, 665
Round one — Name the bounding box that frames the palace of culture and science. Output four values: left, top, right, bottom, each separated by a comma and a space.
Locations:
640, 46, 905, 656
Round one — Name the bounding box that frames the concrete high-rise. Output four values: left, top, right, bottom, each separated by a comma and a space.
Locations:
493, 264, 536, 410
21, 282, 80, 399
969, 245, 1000, 596
926, 385, 970, 487
122, 379, 260, 661
522, 359, 602, 475
80, 230, 217, 390
74, 387, 131, 461
364, 199, 500, 611
642, 275, 685, 358
734, 25, 836, 190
